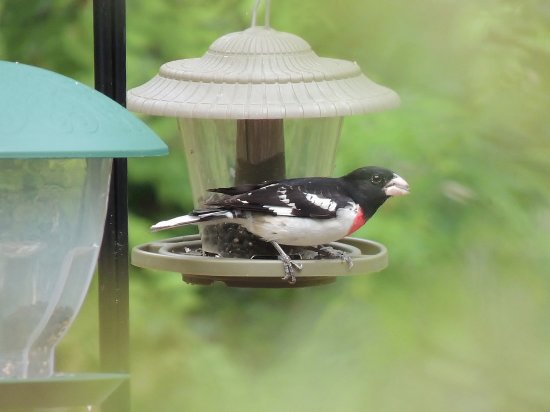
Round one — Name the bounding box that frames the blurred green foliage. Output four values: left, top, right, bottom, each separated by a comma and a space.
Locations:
1, 0, 549, 411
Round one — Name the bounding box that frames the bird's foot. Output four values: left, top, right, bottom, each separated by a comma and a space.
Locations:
280, 256, 303, 285
270, 241, 303, 285
317, 245, 354, 270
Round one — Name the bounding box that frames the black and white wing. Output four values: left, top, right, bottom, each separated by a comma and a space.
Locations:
206, 177, 353, 219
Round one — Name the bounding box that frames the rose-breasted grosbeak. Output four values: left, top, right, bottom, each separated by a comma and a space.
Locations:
152, 166, 409, 284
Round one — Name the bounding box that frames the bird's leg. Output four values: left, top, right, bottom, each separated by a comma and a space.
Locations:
270, 241, 303, 285
317, 245, 354, 269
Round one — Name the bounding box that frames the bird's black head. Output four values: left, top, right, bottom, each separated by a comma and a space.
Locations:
342, 166, 409, 215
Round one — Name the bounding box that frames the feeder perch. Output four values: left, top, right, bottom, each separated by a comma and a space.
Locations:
0, 61, 167, 408
128, 1, 399, 287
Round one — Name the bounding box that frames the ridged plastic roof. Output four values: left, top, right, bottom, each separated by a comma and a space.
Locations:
0, 61, 168, 158
127, 27, 400, 119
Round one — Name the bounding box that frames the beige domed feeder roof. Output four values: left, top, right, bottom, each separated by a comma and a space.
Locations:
128, 24, 400, 119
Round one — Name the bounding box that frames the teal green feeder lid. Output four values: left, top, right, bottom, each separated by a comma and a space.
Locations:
0, 61, 168, 158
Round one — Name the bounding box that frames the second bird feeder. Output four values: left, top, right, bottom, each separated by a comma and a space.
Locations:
129, 5, 400, 286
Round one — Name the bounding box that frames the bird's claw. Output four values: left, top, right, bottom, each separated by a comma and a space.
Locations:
270, 241, 303, 285
280, 255, 302, 285
318, 246, 354, 269
343, 254, 354, 269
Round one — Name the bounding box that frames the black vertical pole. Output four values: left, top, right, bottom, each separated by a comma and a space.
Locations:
93, 1, 130, 412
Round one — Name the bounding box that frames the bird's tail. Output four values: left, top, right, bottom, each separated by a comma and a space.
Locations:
150, 209, 238, 232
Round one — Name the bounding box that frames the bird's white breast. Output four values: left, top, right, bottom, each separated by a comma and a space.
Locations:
242, 204, 359, 246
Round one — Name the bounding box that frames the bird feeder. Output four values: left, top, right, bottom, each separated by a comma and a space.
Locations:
128, 2, 399, 287
0, 61, 167, 408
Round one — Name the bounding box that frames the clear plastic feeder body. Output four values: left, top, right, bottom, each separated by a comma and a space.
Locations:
178, 117, 343, 256
0, 158, 111, 378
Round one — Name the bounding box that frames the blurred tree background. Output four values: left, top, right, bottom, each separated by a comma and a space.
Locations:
1, 0, 549, 411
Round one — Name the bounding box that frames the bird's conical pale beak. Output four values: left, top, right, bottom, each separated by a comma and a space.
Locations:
384, 174, 410, 196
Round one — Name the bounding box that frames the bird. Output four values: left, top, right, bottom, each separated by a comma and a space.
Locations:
151, 166, 409, 284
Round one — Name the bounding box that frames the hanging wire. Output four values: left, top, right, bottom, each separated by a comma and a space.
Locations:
251, 0, 261, 27
251, 0, 271, 28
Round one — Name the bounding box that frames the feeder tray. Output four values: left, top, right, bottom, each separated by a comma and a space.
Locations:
132, 235, 387, 288
0, 373, 128, 409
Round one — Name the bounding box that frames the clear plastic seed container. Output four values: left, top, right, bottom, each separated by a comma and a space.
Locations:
0, 158, 111, 378
178, 117, 343, 257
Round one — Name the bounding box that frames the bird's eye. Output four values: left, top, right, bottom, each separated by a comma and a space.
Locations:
371, 174, 383, 185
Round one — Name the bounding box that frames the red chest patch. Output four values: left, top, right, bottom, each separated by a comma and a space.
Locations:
346, 207, 368, 235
